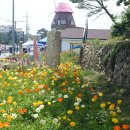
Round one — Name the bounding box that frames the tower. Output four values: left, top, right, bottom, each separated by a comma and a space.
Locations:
51, 2, 76, 30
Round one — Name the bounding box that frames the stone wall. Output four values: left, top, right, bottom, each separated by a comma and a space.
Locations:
80, 41, 130, 85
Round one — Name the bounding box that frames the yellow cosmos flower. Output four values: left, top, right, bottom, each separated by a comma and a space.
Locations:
8, 96, 12, 100
110, 111, 116, 116
112, 118, 118, 123
91, 98, 97, 102
33, 102, 38, 107
6, 115, 12, 121
10, 108, 14, 112
67, 118, 71, 121
67, 110, 73, 115
51, 82, 55, 86
37, 101, 43, 105
116, 107, 121, 113
0, 103, 5, 106
100, 103, 106, 108
70, 121, 76, 127
75, 106, 80, 110
48, 102, 51, 105
58, 117, 62, 120
63, 116, 67, 120
13, 101, 17, 106
98, 92, 103, 96
117, 100, 122, 104
0, 110, 6, 113
107, 102, 111, 104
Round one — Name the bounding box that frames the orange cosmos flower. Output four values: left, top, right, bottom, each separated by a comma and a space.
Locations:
0, 74, 2, 78
69, 122, 76, 127
26, 88, 32, 93
34, 88, 40, 93
17, 108, 27, 114
0, 123, 3, 129
114, 126, 121, 130
77, 93, 83, 98
60, 73, 64, 77
23, 109, 27, 113
42, 85, 48, 89
18, 90, 23, 95
63, 88, 67, 92
109, 104, 115, 110
3, 122, 10, 127
122, 124, 129, 129
58, 97, 63, 102
65, 80, 68, 85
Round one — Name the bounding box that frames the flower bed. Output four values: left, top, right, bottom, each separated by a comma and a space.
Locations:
0, 62, 129, 130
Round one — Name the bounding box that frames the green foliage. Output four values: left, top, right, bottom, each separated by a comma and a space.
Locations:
89, 39, 100, 44
60, 51, 79, 64
111, 7, 130, 38
37, 28, 47, 39
103, 53, 110, 67
117, 0, 130, 6
83, 69, 95, 76
103, 42, 130, 72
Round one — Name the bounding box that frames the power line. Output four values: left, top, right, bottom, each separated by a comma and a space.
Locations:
0, 17, 12, 22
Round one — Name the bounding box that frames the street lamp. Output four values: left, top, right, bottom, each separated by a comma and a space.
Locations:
12, 0, 15, 55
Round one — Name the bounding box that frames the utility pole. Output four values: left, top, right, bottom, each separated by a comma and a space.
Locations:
23, 13, 30, 41
12, 0, 15, 55
54, 0, 56, 9
15, 20, 24, 31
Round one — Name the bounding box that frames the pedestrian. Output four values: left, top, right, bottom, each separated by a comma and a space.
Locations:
9, 47, 12, 54
0, 47, 1, 56
16, 46, 19, 53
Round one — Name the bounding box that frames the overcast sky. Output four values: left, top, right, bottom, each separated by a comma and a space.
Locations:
0, 0, 124, 34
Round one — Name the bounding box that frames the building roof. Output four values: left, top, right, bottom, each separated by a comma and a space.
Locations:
61, 27, 84, 39
60, 28, 111, 40
55, 2, 73, 13
87, 29, 111, 40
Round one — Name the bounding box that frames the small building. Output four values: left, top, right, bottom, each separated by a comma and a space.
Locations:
50, 2, 111, 51
51, 2, 76, 30
60, 27, 84, 51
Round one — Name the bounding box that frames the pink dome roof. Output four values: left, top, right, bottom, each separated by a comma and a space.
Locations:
55, 2, 73, 13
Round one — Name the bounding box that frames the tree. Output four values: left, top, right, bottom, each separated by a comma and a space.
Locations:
70, 0, 115, 22
117, 0, 130, 6
111, 7, 130, 38
37, 28, 47, 39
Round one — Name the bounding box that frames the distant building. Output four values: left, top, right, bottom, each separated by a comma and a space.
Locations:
0, 25, 24, 43
16, 28, 24, 42
0, 25, 12, 33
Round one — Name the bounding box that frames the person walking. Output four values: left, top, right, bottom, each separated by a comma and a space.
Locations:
16, 46, 19, 54
0, 47, 1, 56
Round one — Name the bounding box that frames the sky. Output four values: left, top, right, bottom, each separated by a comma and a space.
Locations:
0, 0, 124, 35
